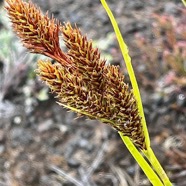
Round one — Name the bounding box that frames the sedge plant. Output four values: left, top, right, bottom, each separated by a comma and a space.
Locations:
5, 0, 173, 185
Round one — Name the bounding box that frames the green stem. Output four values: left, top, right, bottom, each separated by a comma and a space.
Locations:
143, 148, 172, 186
182, 0, 186, 6
119, 134, 164, 186
100, 0, 172, 185
100, 0, 150, 148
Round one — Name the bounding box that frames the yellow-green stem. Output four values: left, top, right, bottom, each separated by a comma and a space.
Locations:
100, 0, 172, 185
119, 133, 164, 186
60, 102, 165, 185
100, 0, 150, 148
143, 149, 172, 186
182, 0, 186, 6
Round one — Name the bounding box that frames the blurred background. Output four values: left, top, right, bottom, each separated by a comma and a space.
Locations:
0, 0, 186, 185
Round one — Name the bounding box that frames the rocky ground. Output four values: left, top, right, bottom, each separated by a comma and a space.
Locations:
0, 0, 186, 186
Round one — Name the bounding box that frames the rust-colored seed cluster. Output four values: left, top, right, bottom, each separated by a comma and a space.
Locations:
6, 0, 146, 149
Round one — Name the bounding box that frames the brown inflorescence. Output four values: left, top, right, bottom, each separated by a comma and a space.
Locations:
5, 0, 71, 66
6, 0, 146, 149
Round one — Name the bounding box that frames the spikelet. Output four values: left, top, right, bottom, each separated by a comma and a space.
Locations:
61, 22, 106, 89
6, 0, 146, 149
5, 0, 71, 66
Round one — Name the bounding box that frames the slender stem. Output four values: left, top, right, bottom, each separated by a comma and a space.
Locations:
100, 1, 172, 185
119, 134, 164, 186
143, 148, 172, 186
182, 0, 186, 6
100, 0, 150, 148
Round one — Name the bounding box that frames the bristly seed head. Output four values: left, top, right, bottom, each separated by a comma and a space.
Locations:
5, 0, 146, 149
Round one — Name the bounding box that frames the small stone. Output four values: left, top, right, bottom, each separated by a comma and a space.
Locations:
67, 158, 80, 168
177, 94, 186, 107
164, 2, 178, 14
13, 115, 22, 125
38, 119, 53, 132
78, 139, 89, 149
0, 145, 5, 154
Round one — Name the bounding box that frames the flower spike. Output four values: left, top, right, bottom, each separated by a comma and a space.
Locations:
6, 0, 146, 149
5, 0, 71, 66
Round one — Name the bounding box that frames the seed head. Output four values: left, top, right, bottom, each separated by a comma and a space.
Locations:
5, 0, 146, 149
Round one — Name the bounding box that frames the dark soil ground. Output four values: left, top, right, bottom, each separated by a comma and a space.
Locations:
0, 0, 186, 186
